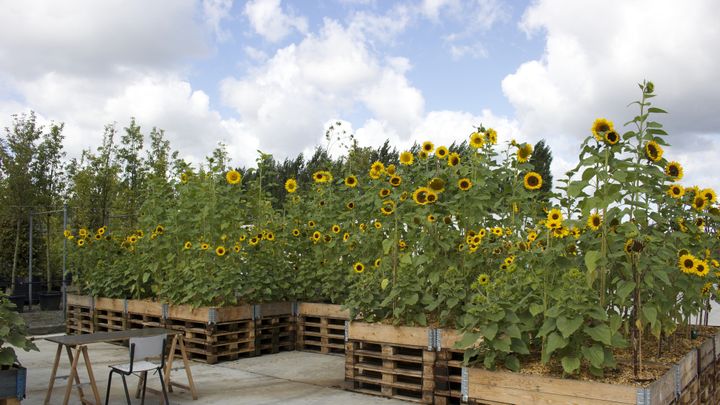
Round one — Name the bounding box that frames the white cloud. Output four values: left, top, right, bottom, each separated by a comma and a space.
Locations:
503, 0, 720, 190
203, 0, 234, 41
244, 0, 308, 42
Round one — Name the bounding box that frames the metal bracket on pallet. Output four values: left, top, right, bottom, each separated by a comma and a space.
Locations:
427, 329, 435, 351
461, 367, 469, 402
253, 304, 262, 320
208, 308, 217, 324
434, 329, 443, 352
674, 364, 681, 399
123, 299, 128, 316
291, 301, 299, 317
636, 388, 650, 405
90, 296, 95, 312
344, 320, 349, 342
161, 303, 169, 320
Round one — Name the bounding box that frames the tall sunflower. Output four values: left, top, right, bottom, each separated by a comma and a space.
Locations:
422, 141, 434, 153
412, 187, 430, 205
679, 254, 696, 274
389, 175, 402, 187
693, 195, 708, 211
591, 118, 614, 141
604, 130, 620, 145
477, 273, 490, 286
448, 152, 460, 166
668, 184, 685, 198
371, 161, 385, 173
435, 146, 449, 159
644, 141, 663, 162
458, 178, 472, 191
399, 151, 414, 165
701, 188, 717, 204
695, 259, 710, 277
523, 172, 543, 190
665, 162, 683, 180
486, 128, 497, 144
428, 178, 445, 193
353, 262, 365, 273
587, 212, 602, 231
516, 143, 533, 163
226, 170, 242, 185
216, 246, 226, 257
469, 132, 485, 149
285, 178, 298, 193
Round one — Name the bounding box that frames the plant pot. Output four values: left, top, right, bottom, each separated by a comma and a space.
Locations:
0, 365, 27, 402
39, 291, 62, 311
7, 296, 24, 313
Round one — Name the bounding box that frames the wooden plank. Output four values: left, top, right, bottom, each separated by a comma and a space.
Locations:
348, 322, 430, 347
437, 329, 466, 349
699, 339, 715, 369
93, 297, 125, 312
678, 350, 698, 389
648, 367, 676, 405
467, 368, 637, 405
215, 305, 254, 323
298, 302, 350, 319
66, 294, 92, 307
259, 302, 293, 317
126, 299, 164, 317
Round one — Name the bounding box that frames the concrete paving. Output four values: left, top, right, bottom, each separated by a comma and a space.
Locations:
18, 337, 410, 404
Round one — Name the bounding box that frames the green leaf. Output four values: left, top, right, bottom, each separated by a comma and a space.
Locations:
511, 338, 530, 354
616, 280, 636, 303
584, 325, 612, 345
505, 355, 520, 372
399, 253, 412, 265
582, 344, 605, 368
557, 316, 584, 339
545, 305, 561, 318
482, 323, 499, 341
568, 181, 586, 198
142, 272, 151, 283
584, 250, 601, 273
642, 306, 658, 326
561, 356, 580, 374
506, 324, 522, 339
648, 107, 667, 113
529, 303, 544, 317
492, 336, 511, 352
454, 332, 482, 349
405, 293, 419, 306
537, 318, 556, 338
0, 347, 16, 366
546, 332, 568, 355
581, 168, 596, 182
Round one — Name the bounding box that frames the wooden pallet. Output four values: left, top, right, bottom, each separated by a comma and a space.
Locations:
255, 314, 296, 355
165, 318, 256, 364
126, 300, 164, 329
66, 295, 94, 335
434, 349, 464, 405
94, 297, 126, 333
296, 303, 349, 355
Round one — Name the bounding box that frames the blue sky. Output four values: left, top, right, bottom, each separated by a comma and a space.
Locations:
1, 0, 719, 192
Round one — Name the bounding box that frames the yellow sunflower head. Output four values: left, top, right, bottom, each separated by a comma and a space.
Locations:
435, 146, 449, 159
412, 187, 430, 205
516, 143, 533, 162
353, 262, 365, 273
477, 273, 490, 286
693, 194, 708, 211
374, 258, 381, 268
292, 229, 301, 237
180, 172, 189, 184
371, 161, 385, 173
427, 214, 436, 223
422, 141, 434, 153
201, 242, 210, 250
77, 239, 85, 247
368, 168, 382, 180
591, 118, 614, 141
97, 226, 107, 235
215, 246, 226, 256
458, 178, 472, 191
373, 221, 382, 229
426, 190, 438, 204
486, 128, 498, 144
665, 162, 683, 180
399, 151, 414, 165
679, 254, 696, 274
701, 188, 717, 204
285, 178, 298, 193
332, 225, 341, 234
346, 201, 355, 210
418, 150, 429, 160
469, 132, 485, 149
343, 232, 350, 241
428, 177, 445, 193
587, 212, 602, 231
668, 184, 685, 199
604, 130, 620, 145
226, 169, 242, 185
345, 175, 358, 187
644, 141, 663, 162
386, 164, 396, 175
523, 172, 542, 190
695, 259, 710, 277
448, 152, 460, 167
308, 220, 316, 228
79, 228, 89, 237
379, 188, 391, 198
547, 208, 564, 223
380, 200, 395, 215
389, 175, 402, 187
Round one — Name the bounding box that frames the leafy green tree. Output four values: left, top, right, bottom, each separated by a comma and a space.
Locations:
529, 140, 553, 196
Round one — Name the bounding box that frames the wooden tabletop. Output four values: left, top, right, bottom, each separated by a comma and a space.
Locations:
46, 328, 180, 346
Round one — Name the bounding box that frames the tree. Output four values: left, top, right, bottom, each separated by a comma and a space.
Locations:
529, 139, 553, 197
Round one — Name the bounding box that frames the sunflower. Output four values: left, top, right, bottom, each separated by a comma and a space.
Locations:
552, 226, 568, 238
79, 228, 89, 238
591, 118, 614, 141
587, 212, 602, 231
570, 227, 581, 239
216, 246, 226, 256
695, 259, 710, 277
374, 258, 381, 268
477, 273, 490, 286
343, 232, 350, 241
386, 164, 396, 175
422, 141, 434, 153
332, 225, 341, 234
311, 231, 321, 242
345, 175, 358, 187
359, 223, 367, 232
389, 175, 402, 187
94, 233, 102, 240
469, 132, 485, 148
136, 229, 144, 238
523, 172, 543, 190
323, 234, 332, 243
668, 184, 685, 198
412, 187, 430, 205
313, 170, 332, 183
486, 128, 498, 144
478, 229, 487, 238
266, 232, 275, 241
399, 151, 414, 165
443, 215, 453, 225
492, 227, 503, 236
665, 162, 683, 180
292, 229, 301, 237
693, 195, 708, 211
369, 169, 382, 180
398, 240, 407, 249
353, 262, 365, 273
527, 231, 538, 242
285, 179, 298, 193
504, 256, 515, 265
346, 201, 355, 210
435, 146, 449, 159
97, 226, 107, 235
308, 220, 316, 228
426, 191, 438, 204
604, 130, 620, 145
379, 188, 391, 198
249, 237, 260, 246
545, 219, 561, 230
701, 188, 717, 204
239, 235, 247, 241
64, 229, 72, 238
226, 170, 242, 185
547, 208, 564, 223
644, 141, 663, 162
180, 172, 189, 184
448, 152, 460, 166
696, 218, 705, 231
373, 221, 382, 229
458, 178, 472, 191
702, 282, 713, 295
77, 239, 85, 247
201, 243, 210, 250
371, 161, 385, 173
516, 143, 533, 162
427, 214, 436, 223
624, 239, 634, 255
128, 235, 138, 244
428, 178, 445, 193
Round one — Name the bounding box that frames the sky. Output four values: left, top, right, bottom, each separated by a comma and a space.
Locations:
1, 0, 719, 193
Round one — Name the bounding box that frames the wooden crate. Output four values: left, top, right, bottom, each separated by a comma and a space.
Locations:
93, 297, 126, 333
466, 330, 720, 405
165, 303, 255, 364
345, 322, 435, 404
296, 302, 349, 355
255, 302, 295, 355
126, 299, 164, 329
434, 329, 467, 405
65, 294, 94, 335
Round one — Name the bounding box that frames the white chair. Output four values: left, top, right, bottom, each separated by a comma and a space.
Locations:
105, 334, 169, 405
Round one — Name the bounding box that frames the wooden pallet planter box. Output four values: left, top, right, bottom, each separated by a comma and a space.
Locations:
164, 304, 255, 364
296, 302, 349, 355
126, 299, 164, 329
434, 329, 465, 405
93, 297, 126, 333
466, 330, 720, 405
65, 294, 94, 335
255, 302, 296, 355
345, 322, 436, 404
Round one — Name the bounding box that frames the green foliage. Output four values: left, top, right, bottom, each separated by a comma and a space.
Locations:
0, 293, 38, 367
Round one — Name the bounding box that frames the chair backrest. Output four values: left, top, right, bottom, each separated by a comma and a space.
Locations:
129, 334, 166, 363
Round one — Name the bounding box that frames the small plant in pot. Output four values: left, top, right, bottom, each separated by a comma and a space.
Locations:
0, 292, 38, 402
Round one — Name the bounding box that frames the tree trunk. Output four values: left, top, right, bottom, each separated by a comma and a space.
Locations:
10, 217, 21, 294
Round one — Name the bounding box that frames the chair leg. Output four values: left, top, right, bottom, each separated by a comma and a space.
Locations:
120, 374, 131, 405
105, 370, 114, 405
157, 368, 170, 405
140, 370, 148, 405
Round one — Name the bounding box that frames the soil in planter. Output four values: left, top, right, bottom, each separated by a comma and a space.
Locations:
513, 325, 718, 387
